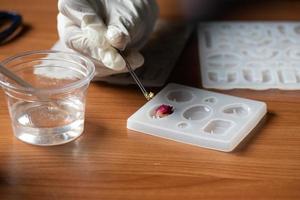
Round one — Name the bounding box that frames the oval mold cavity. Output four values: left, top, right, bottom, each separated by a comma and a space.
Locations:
183, 105, 211, 121
167, 90, 193, 103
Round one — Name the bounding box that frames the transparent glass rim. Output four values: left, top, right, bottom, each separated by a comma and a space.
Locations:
0, 50, 95, 94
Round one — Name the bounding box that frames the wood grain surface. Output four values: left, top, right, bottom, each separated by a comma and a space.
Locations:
0, 0, 300, 199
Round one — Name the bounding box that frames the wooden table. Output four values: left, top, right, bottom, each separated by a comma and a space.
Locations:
1, 0, 300, 199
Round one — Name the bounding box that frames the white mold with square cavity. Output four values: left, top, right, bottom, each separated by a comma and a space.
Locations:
127, 83, 267, 152
198, 22, 300, 90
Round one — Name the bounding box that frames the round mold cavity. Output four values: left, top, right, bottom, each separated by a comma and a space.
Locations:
222, 104, 250, 117
203, 97, 217, 104
148, 104, 174, 119
166, 90, 193, 103
177, 122, 189, 129
183, 105, 212, 121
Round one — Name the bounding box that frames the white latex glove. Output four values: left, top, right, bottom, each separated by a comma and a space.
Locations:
57, 0, 159, 77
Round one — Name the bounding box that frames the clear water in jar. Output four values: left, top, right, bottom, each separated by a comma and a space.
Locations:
10, 98, 85, 146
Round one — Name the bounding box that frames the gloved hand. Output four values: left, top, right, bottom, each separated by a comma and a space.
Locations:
57, 0, 159, 77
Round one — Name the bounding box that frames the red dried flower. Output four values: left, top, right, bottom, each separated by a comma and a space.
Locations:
155, 104, 174, 118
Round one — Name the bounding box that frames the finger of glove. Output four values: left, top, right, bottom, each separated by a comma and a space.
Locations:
78, 21, 126, 71
97, 47, 126, 71
81, 20, 127, 71
91, 58, 125, 78
58, 0, 98, 25
95, 48, 145, 71
105, 2, 142, 49
124, 50, 144, 69
58, 0, 111, 50
92, 50, 144, 78
57, 1, 143, 72
106, 0, 159, 50
57, 13, 93, 55
58, 13, 109, 70
58, 13, 127, 71
106, 25, 130, 50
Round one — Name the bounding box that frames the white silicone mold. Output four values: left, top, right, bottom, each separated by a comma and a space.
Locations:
198, 22, 300, 90
127, 83, 267, 152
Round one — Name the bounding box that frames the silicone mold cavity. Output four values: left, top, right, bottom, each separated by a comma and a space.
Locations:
262, 70, 272, 83
203, 97, 217, 104
278, 69, 298, 83
204, 120, 233, 134
149, 104, 174, 119
223, 104, 250, 117
206, 53, 239, 68
167, 90, 193, 102
228, 72, 237, 82
294, 25, 300, 34
183, 105, 212, 121
243, 69, 271, 83
208, 71, 237, 83
208, 72, 218, 82
177, 122, 189, 129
